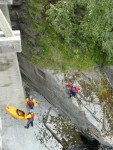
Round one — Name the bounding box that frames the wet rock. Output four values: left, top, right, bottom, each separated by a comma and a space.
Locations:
67, 145, 94, 150
98, 144, 113, 150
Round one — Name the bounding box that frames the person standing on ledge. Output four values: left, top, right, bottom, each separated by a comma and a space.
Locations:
25, 95, 37, 109
25, 109, 35, 129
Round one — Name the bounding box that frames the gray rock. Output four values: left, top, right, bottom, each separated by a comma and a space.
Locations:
104, 66, 113, 88
18, 54, 113, 147
13, 0, 23, 6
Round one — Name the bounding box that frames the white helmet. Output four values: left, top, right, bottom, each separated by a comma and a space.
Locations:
72, 83, 76, 87
29, 95, 33, 99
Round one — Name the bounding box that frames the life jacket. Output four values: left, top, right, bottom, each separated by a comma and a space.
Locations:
27, 99, 34, 106
28, 112, 35, 120
67, 83, 72, 88
75, 85, 80, 91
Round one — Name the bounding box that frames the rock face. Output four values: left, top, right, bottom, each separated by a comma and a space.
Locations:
18, 54, 113, 148
13, 0, 24, 6
67, 145, 94, 150
104, 66, 113, 88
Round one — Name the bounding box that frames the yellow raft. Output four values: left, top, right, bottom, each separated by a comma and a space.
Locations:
6, 106, 30, 120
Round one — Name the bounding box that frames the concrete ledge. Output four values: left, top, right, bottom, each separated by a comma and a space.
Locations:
0, 118, 2, 150
0, 30, 21, 53
0, 0, 13, 4
0, 30, 20, 37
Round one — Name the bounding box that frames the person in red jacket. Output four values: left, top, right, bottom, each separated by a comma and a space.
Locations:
68, 83, 80, 98
25, 109, 35, 129
25, 95, 37, 109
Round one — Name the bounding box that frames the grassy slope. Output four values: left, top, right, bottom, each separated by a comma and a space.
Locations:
21, 1, 96, 71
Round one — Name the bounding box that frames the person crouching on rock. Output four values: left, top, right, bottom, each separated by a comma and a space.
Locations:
25, 95, 37, 109
25, 109, 35, 129
68, 83, 81, 98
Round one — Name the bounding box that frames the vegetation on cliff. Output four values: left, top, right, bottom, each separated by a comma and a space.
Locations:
21, 0, 113, 70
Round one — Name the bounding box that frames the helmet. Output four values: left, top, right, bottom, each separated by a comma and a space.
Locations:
29, 95, 33, 99
29, 109, 34, 113
72, 83, 76, 87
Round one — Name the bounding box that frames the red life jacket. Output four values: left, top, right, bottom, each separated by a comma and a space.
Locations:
75, 85, 80, 91
29, 112, 35, 120
67, 83, 72, 88
27, 99, 34, 106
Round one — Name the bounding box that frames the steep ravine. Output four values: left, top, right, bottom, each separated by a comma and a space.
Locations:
18, 54, 113, 149
9, 1, 113, 149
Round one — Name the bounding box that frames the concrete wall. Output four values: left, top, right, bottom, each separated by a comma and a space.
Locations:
0, 2, 25, 109
0, 0, 13, 4
0, 3, 26, 150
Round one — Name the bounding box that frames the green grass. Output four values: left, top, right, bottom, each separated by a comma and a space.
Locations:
31, 31, 96, 71
22, 1, 97, 71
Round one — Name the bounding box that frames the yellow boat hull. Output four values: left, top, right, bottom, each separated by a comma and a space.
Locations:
6, 106, 28, 120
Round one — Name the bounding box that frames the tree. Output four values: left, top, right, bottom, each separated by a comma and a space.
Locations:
46, 0, 113, 63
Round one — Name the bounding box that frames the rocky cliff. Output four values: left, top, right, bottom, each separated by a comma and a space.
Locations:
18, 54, 113, 148
8, 0, 113, 149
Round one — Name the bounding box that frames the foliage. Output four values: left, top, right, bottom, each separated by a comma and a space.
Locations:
46, 0, 113, 64
22, 0, 113, 71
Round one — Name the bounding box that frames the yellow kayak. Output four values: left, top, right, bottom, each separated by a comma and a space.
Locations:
6, 106, 30, 120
